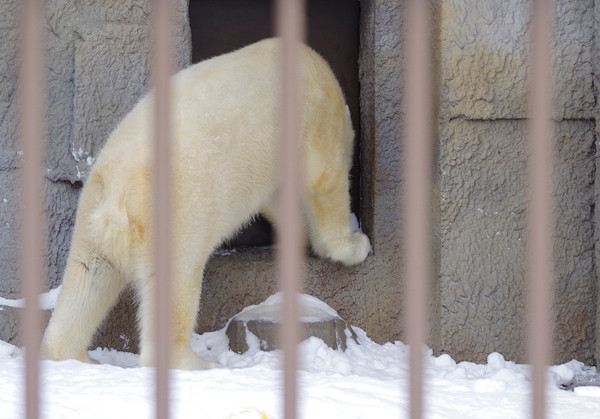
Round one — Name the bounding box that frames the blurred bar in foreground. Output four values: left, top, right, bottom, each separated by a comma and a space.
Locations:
151, 0, 174, 418
403, 0, 433, 418
527, 0, 556, 418
18, 0, 46, 418
274, 0, 306, 418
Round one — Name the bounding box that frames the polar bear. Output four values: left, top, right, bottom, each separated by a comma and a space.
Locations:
42, 38, 370, 370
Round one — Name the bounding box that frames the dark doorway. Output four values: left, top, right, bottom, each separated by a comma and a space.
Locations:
189, 0, 361, 247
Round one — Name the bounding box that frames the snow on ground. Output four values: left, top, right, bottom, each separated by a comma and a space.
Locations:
1, 294, 600, 418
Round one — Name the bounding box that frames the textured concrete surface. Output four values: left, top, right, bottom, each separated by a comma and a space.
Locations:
438, 0, 598, 364
1, 0, 600, 366
593, 0, 600, 367
440, 0, 595, 120
0, 307, 51, 347
439, 120, 596, 363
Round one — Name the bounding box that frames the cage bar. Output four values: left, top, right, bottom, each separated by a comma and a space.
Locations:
274, 1, 306, 418
18, 0, 46, 418
151, 0, 174, 418
403, 1, 433, 418
527, 0, 556, 418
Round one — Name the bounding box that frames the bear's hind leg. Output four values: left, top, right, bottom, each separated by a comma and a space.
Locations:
42, 253, 125, 363
136, 253, 215, 370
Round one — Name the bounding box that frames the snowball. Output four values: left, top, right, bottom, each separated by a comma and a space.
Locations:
486, 352, 506, 371
434, 353, 457, 369
549, 363, 576, 387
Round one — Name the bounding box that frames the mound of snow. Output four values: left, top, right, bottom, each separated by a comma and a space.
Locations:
0, 293, 598, 417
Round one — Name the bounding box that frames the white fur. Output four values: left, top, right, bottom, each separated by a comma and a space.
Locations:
42, 39, 370, 370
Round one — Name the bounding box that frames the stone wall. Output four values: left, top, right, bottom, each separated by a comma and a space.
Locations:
438, 0, 598, 364
1, 0, 600, 365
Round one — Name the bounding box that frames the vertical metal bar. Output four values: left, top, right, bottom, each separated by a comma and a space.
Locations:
18, 0, 46, 418
403, 1, 433, 418
274, 1, 306, 418
151, 0, 174, 418
527, 1, 555, 418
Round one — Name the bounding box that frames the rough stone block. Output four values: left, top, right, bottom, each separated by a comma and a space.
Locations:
441, 0, 595, 120
439, 119, 596, 364
0, 306, 51, 346
70, 22, 151, 182
227, 317, 358, 354
0, 173, 20, 297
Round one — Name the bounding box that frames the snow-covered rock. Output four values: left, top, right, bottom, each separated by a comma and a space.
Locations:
225, 293, 358, 353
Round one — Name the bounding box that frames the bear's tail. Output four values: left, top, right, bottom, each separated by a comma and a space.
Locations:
85, 172, 131, 256
88, 203, 130, 255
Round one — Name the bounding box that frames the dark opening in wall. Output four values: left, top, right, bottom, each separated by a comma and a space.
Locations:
189, 0, 361, 248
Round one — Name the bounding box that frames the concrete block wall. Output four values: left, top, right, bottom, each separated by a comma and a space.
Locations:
1, 0, 599, 365
438, 0, 598, 363
592, 0, 600, 366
